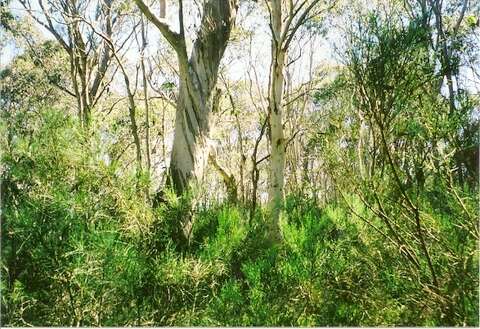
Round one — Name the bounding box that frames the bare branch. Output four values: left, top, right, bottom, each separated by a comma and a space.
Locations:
134, 0, 186, 56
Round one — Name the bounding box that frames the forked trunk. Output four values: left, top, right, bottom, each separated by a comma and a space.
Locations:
168, 0, 238, 195
136, 0, 237, 241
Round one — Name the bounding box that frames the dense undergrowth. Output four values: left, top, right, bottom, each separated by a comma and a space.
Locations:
1, 110, 478, 326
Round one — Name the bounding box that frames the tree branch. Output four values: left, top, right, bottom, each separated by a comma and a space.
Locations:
134, 0, 186, 56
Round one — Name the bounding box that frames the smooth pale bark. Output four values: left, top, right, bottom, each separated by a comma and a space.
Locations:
266, 0, 285, 242
159, 0, 166, 18
266, 0, 326, 241
136, 0, 237, 196
268, 48, 286, 242
170, 1, 237, 194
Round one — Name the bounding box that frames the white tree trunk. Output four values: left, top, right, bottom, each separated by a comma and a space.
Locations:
267, 0, 285, 242
169, 78, 211, 193
136, 0, 237, 241
168, 0, 238, 195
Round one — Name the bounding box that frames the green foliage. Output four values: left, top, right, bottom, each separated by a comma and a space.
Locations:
1, 109, 153, 325
0, 40, 68, 112
200, 207, 247, 261
1, 109, 477, 325
310, 8, 479, 327
1, 3, 478, 326
0, 0, 14, 31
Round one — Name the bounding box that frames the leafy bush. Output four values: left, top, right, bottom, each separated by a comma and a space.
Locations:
1, 108, 477, 326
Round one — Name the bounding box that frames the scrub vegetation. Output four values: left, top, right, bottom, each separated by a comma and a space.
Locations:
1, 0, 478, 326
